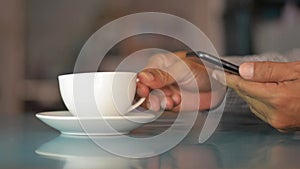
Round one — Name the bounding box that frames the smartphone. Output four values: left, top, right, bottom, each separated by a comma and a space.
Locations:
186, 51, 240, 75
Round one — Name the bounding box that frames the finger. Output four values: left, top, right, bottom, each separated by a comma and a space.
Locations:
161, 87, 225, 112
161, 85, 181, 106
231, 86, 275, 124
147, 89, 175, 112
153, 88, 175, 110
172, 93, 181, 105
161, 86, 181, 111
169, 86, 226, 112
146, 93, 161, 112
160, 87, 173, 97
136, 82, 150, 97
239, 61, 300, 82
161, 97, 175, 110
138, 69, 175, 89
213, 70, 276, 99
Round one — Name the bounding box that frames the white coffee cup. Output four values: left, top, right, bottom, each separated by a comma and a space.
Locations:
58, 72, 145, 117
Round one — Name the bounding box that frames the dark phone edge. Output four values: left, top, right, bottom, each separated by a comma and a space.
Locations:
186, 51, 240, 75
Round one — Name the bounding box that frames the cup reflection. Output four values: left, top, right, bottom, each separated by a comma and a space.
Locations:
36, 134, 222, 169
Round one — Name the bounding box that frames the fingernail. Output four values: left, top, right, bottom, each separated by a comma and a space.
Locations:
212, 70, 226, 86
140, 72, 155, 82
239, 63, 254, 79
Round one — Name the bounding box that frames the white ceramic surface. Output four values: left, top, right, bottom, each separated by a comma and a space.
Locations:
58, 72, 144, 117
36, 111, 155, 135
35, 135, 152, 169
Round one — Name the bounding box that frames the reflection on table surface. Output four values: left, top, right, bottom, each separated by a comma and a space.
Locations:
1, 112, 300, 169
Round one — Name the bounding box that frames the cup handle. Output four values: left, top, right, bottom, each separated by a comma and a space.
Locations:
127, 97, 146, 112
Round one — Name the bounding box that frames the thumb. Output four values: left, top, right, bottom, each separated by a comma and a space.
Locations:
239, 61, 298, 82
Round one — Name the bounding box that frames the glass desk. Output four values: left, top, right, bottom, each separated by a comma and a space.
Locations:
1, 111, 300, 169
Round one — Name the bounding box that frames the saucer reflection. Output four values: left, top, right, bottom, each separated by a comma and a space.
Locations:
36, 135, 146, 169
36, 134, 222, 169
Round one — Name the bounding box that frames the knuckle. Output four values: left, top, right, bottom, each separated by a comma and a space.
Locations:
261, 62, 275, 80
155, 69, 164, 79
156, 70, 172, 85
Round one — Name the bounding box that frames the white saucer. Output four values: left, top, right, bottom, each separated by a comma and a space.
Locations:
36, 111, 156, 135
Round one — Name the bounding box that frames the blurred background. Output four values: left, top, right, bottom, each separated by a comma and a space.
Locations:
0, 0, 300, 114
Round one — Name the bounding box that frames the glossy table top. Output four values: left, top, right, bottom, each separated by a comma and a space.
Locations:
1, 110, 300, 169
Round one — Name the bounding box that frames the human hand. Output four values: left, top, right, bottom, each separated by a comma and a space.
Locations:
213, 61, 300, 131
137, 51, 226, 112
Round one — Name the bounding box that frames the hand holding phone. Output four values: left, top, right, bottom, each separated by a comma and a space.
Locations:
186, 51, 240, 75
